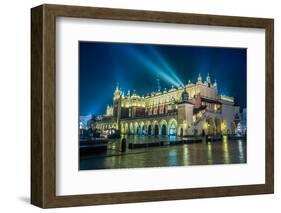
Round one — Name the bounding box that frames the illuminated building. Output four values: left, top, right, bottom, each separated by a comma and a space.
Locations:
237, 108, 247, 135
90, 73, 242, 136
80, 115, 92, 130
79, 115, 92, 137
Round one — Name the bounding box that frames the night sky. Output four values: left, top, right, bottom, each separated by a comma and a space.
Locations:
79, 41, 246, 116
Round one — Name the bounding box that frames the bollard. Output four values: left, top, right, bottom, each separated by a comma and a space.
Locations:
121, 138, 127, 153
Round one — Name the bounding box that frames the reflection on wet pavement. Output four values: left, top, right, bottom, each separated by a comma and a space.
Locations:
79, 136, 246, 170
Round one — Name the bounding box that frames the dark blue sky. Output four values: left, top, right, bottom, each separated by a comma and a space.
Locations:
79, 41, 246, 116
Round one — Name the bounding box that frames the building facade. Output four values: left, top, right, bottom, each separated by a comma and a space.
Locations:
90, 74, 241, 136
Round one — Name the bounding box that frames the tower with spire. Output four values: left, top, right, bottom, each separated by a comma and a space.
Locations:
113, 82, 122, 101
197, 73, 202, 84
213, 79, 217, 88
206, 73, 211, 84
113, 82, 122, 130
178, 85, 193, 135
205, 73, 212, 87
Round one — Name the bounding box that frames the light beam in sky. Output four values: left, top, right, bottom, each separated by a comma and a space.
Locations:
126, 46, 181, 87
148, 47, 184, 86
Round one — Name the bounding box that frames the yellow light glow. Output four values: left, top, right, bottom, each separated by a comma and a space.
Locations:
203, 122, 208, 129
221, 122, 227, 132
222, 136, 230, 163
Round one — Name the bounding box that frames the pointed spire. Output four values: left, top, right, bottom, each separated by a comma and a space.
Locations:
213, 79, 217, 87
113, 82, 122, 100
206, 73, 211, 83
115, 82, 120, 92
197, 73, 202, 83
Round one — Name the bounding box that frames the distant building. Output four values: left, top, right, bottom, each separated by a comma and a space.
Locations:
89, 73, 243, 136
79, 115, 92, 130
237, 108, 247, 136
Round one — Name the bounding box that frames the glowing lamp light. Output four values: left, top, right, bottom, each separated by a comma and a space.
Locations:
193, 116, 196, 122
203, 122, 208, 129
221, 122, 227, 132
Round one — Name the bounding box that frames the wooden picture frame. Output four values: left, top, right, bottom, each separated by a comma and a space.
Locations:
31, 4, 274, 208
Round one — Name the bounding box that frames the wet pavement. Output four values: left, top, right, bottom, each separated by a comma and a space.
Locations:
79, 136, 246, 170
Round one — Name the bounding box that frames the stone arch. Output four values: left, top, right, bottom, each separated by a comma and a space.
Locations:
160, 119, 168, 136
145, 121, 152, 135
134, 122, 139, 135
180, 127, 183, 137
154, 125, 159, 136
145, 121, 151, 127
161, 124, 167, 136
168, 119, 177, 136
129, 122, 134, 135
142, 126, 146, 135
153, 120, 159, 136
214, 117, 221, 134
147, 125, 152, 135
140, 121, 144, 129
206, 117, 216, 135
124, 123, 129, 134
120, 123, 125, 134
140, 121, 145, 135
